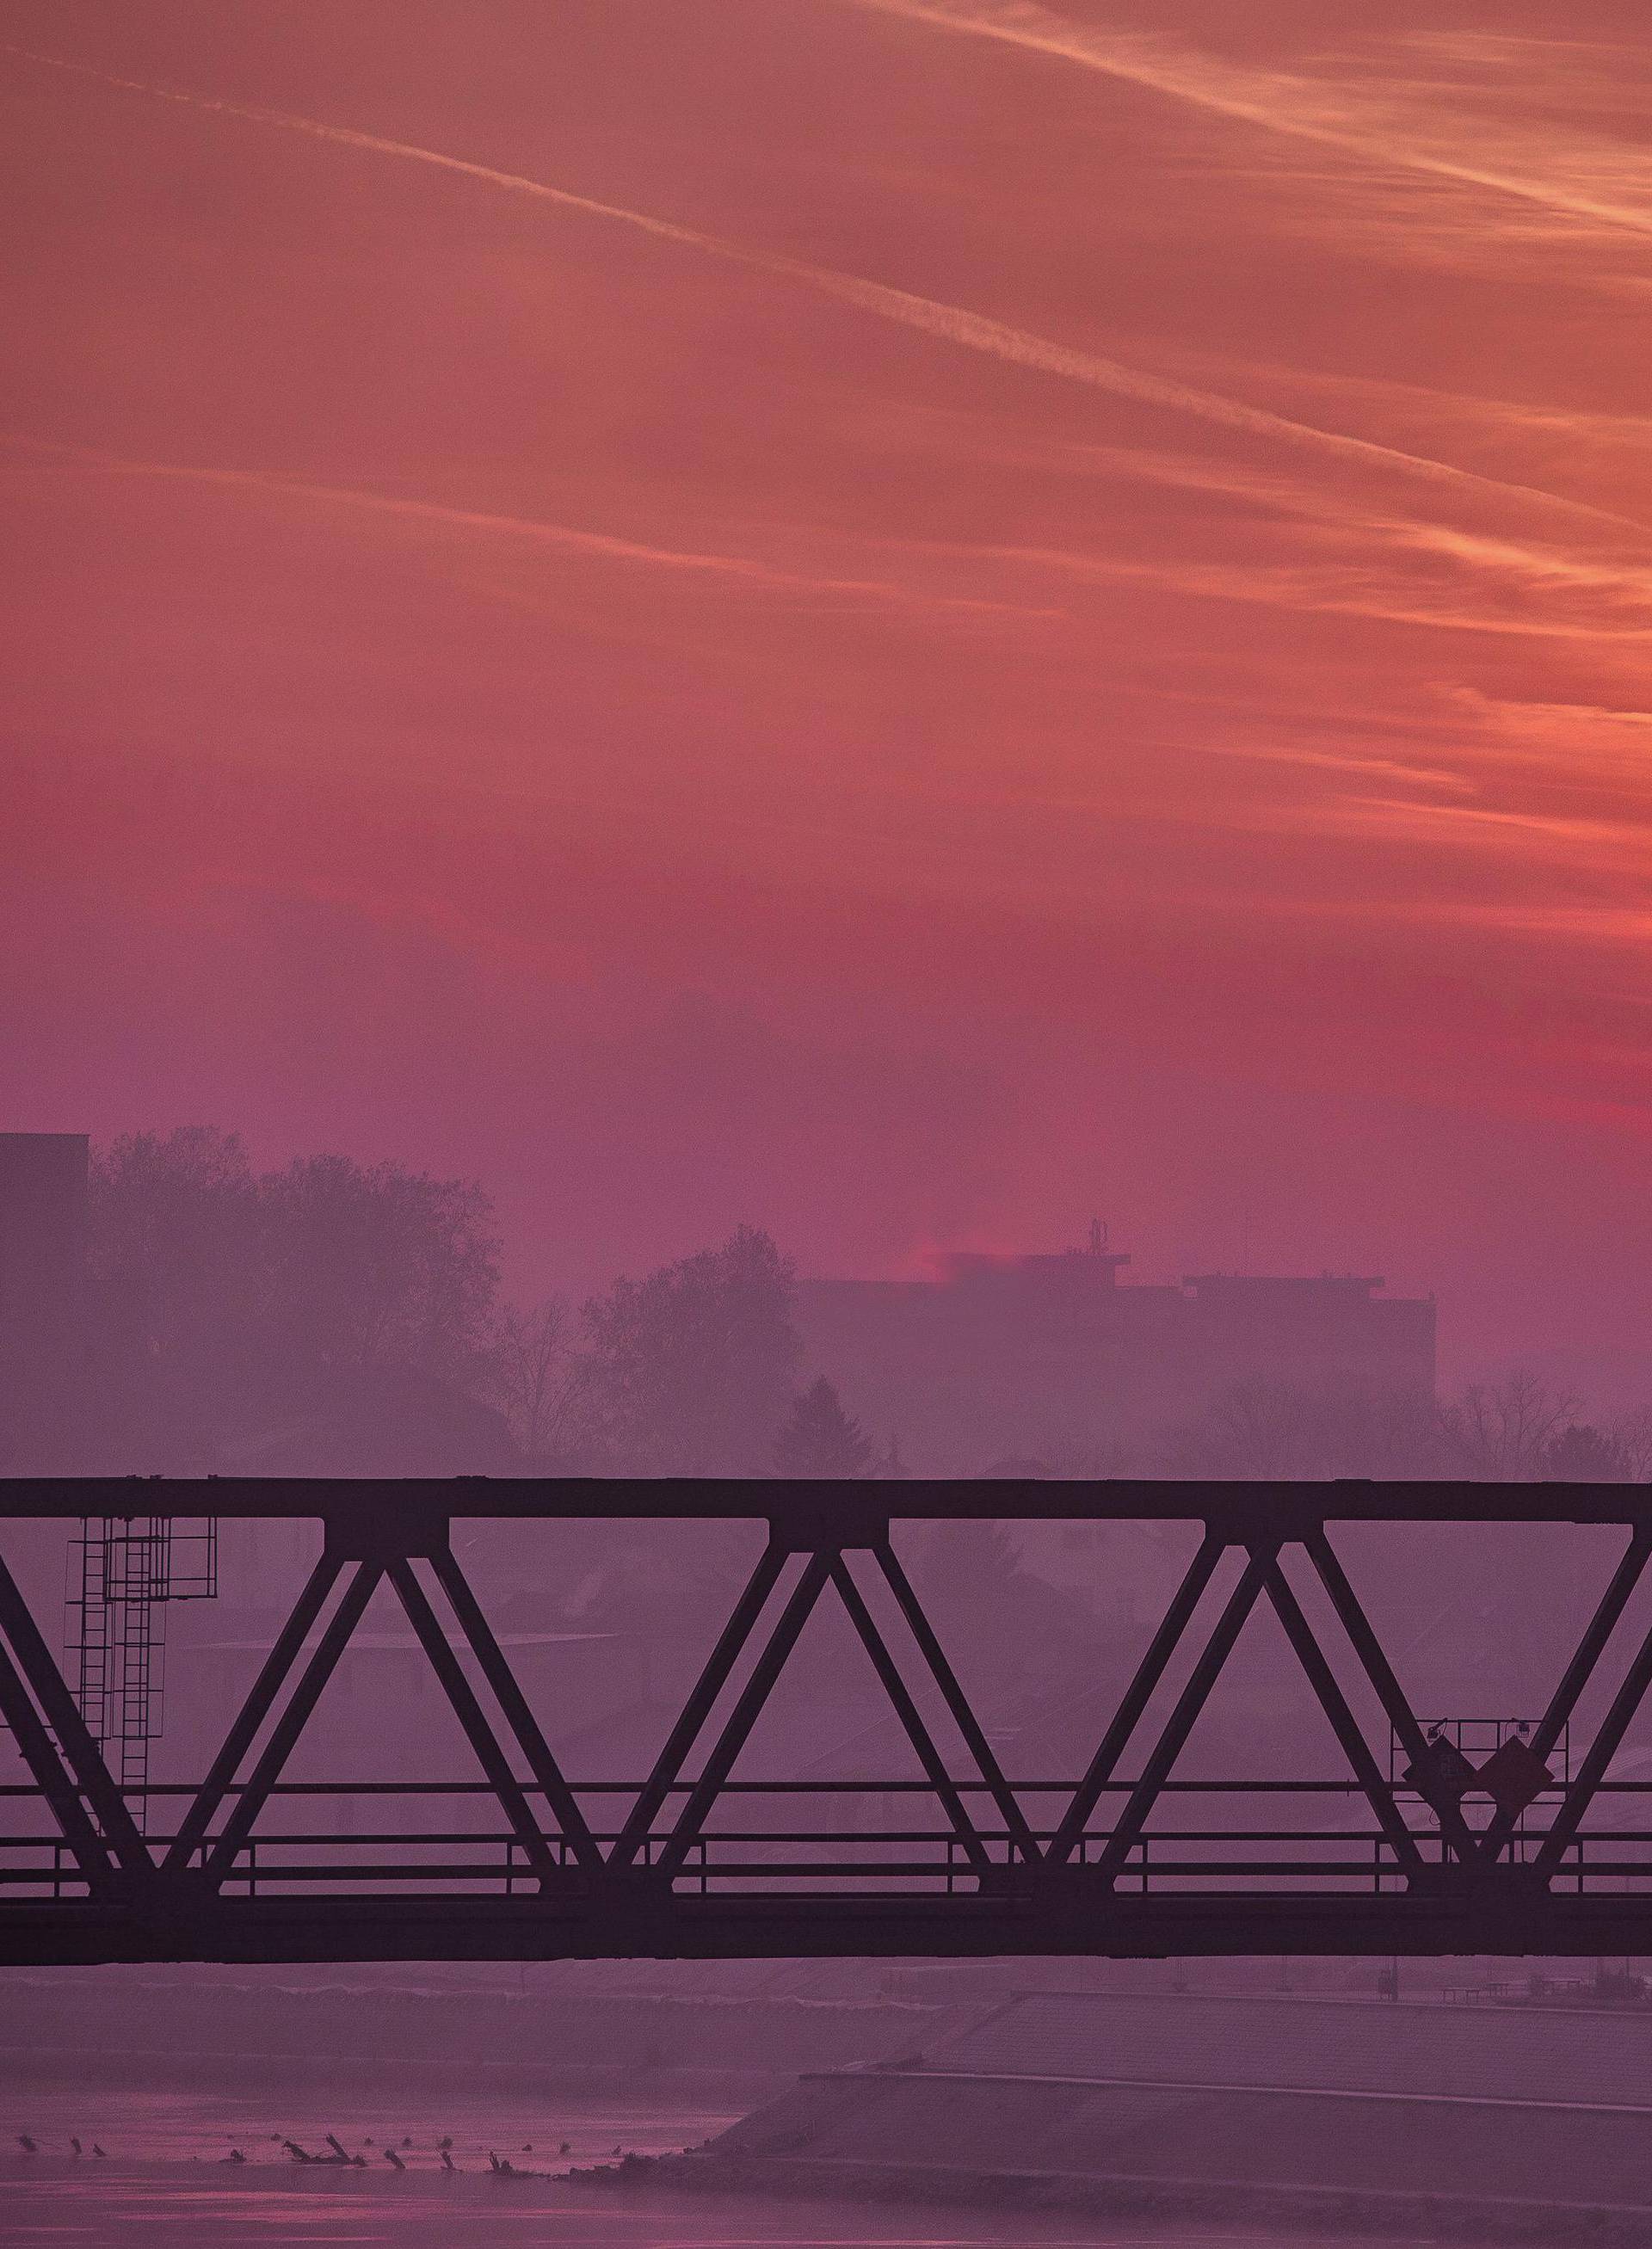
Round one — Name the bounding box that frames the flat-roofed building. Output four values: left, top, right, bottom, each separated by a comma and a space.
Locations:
798, 1230, 1435, 1475
0, 1131, 89, 1470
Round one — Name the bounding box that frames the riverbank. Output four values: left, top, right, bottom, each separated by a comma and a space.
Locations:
623, 2147, 1652, 2247
611, 1988, 1652, 2245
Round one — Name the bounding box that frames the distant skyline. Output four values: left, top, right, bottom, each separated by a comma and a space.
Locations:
4, 4, 1652, 1399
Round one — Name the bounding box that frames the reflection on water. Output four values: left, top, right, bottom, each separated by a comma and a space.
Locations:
0, 2086, 1414, 2248
4, 2082, 730, 2166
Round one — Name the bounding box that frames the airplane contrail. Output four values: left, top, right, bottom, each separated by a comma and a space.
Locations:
835, 0, 1652, 240
6, 43, 1644, 540
0, 434, 1029, 612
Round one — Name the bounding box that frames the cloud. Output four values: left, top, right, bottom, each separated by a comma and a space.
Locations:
867, 436, 1652, 646
0, 434, 1031, 619
8, 44, 1638, 545
836, 1, 1652, 243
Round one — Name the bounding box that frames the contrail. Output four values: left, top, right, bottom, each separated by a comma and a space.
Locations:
7, 43, 1643, 539
835, 0, 1652, 240
0, 434, 1028, 612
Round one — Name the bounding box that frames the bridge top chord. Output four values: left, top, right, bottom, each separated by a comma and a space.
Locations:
1, 1476, 1648, 1528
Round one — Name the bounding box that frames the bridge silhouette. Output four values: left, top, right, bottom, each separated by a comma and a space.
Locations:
2, 1479, 1651, 1965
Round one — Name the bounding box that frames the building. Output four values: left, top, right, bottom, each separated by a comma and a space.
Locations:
797, 1228, 1436, 1474
0, 1131, 89, 1470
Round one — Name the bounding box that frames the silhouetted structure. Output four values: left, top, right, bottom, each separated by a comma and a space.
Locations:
799, 1230, 1436, 1470
0, 1132, 89, 1470
0, 1474, 1646, 1965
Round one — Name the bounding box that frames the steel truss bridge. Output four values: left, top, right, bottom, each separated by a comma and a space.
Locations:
3, 1479, 1652, 1964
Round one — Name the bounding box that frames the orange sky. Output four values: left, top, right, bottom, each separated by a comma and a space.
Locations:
4, 2, 1652, 1393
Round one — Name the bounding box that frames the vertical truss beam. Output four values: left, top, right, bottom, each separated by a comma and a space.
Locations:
0, 1550, 149, 1879
1048, 1531, 1224, 1866
608, 1540, 787, 1871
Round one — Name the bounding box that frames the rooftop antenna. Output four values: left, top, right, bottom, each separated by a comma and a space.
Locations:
1089, 1216, 1107, 1254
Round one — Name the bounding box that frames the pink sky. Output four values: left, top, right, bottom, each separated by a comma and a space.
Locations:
4, 3, 1652, 1395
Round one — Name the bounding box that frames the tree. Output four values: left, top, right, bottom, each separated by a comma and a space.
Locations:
1439, 1371, 1580, 1481
80, 1131, 503, 1470
581, 1225, 801, 1476
773, 1377, 872, 1479
256, 1153, 499, 1382
484, 1297, 589, 1465
1613, 1409, 1652, 1483
87, 1128, 263, 1465
877, 1433, 908, 1480
1545, 1422, 1630, 1482
1159, 1379, 1444, 1481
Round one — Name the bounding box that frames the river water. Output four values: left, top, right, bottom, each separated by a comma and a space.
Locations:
0, 2085, 1415, 2249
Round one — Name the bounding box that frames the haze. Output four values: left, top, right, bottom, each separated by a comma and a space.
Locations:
4, 2, 1652, 1390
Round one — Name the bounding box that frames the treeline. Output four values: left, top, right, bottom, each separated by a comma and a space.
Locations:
56, 1129, 878, 1478
1156, 1369, 1651, 1483
25, 1128, 1646, 1483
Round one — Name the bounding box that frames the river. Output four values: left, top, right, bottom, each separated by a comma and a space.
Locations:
0, 2084, 1422, 2249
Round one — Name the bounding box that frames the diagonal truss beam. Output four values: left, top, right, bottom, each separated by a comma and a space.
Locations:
608, 1540, 788, 1871
1534, 1596, 1652, 1878
164, 1552, 342, 1872
1481, 1525, 1652, 1866
654, 1550, 834, 1882
1094, 1543, 1275, 1887
1047, 1531, 1224, 1866
0, 1633, 117, 1892
1259, 1551, 1423, 1877
1305, 1530, 1477, 1866
0, 1550, 150, 1880
426, 1544, 601, 1873
872, 1538, 1039, 1864
202, 1561, 383, 1887
829, 1553, 993, 1875
385, 1561, 563, 1886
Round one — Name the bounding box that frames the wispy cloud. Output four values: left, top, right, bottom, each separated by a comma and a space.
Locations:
867, 435, 1652, 645
836, 1, 1652, 245
0, 434, 1030, 618
8, 44, 1637, 544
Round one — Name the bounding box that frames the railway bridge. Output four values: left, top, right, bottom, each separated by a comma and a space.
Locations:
1, 1477, 1650, 1964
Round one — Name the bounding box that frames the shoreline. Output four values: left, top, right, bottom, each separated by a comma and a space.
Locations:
610, 2148, 1652, 2247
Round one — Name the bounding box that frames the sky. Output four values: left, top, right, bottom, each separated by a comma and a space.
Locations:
4, 1, 1652, 1394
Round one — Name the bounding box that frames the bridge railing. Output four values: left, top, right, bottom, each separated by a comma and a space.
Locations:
6, 1781, 1652, 1901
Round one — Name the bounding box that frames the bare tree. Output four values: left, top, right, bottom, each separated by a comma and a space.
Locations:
484, 1297, 588, 1464
1439, 1371, 1581, 1481
1613, 1408, 1652, 1484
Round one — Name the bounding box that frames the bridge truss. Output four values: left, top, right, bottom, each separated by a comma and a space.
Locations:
3, 1479, 1652, 1963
